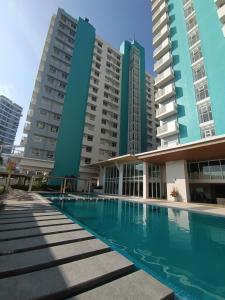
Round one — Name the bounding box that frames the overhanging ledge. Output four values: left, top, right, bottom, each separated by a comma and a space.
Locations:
137, 135, 225, 164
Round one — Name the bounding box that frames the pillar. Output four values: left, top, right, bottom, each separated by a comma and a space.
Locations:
165, 160, 190, 202
28, 176, 34, 192
118, 164, 123, 196
143, 162, 149, 199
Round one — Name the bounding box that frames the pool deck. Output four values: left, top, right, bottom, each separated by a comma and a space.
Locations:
0, 190, 173, 300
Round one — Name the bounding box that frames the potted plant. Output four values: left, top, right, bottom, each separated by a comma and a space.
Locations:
170, 187, 178, 202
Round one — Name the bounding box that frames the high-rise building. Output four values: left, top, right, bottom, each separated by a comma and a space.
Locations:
152, 0, 225, 148
22, 8, 157, 189
0, 95, 22, 154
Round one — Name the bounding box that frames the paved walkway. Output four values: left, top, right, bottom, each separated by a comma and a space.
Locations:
0, 190, 173, 300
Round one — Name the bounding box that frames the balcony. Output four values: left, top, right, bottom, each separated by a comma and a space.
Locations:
23, 122, 31, 134
215, 0, 225, 7
153, 37, 171, 60
157, 120, 179, 138
152, 2, 168, 25
155, 67, 174, 88
154, 52, 172, 73
155, 83, 175, 103
156, 101, 177, 119
218, 4, 225, 23
152, 0, 165, 14
153, 24, 170, 47
153, 12, 169, 35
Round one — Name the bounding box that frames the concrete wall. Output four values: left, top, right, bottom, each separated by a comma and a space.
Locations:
165, 160, 190, 202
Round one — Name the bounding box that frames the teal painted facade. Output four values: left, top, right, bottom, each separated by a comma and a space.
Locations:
119, 41, 130, 155
119, 40, 147, 155
168, 0, 200, 144
193, 0, 225, 136
51, 18, 95, 182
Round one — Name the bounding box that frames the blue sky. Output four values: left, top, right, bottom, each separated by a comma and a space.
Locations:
0, 0, 153, 144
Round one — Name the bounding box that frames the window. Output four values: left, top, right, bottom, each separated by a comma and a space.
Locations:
51, 126, 58, 133
188, 29, 200, 47
95, 62, 100, 69
37, 121, 45, 129
190, 45, 202, 63
112, 132, 117, 137
102, 109, 107, 115
47, 151, 54, 159
49, 65, 56, 73
87, 135, 93, 141
198, 102, 213, 124
58, 92, 64, 99
94, 70, 100, 77
192, 62, 206, 82
90, 105, 96, 111
97, 41, 102, 48
62, 72, 68, 79
60, 82, 66, 89
113, 123, 117, 128
184, 2, 194, 18
195, 80, 209, 101
32, 149, 41, 157
85, 157, 91, 164
186, 15, 197, 31
200, 125, 215, 139
92, 86, 98, 93
101, 128, 106, 134
102, 119, 107, 125
53, 113, 60, 120
45, 86, 52, 94
112, 142, 117, 147
86, 146, 92, 152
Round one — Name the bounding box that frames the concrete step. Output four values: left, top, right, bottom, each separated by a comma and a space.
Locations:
0, 251, 135, 300
68, 270, 174, 300
0, 211, 63, 220
0, 223, 81, 241
0, 239, 110, 278
0, 214, 67, 225
0, 208, 57, 215
0, 229, 93, 254
0, 218, 73, 232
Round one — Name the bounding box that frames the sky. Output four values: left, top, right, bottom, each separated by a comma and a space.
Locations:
0, 0, 153, 145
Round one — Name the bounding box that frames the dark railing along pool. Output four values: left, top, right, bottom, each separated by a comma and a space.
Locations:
47, 197, 225, 300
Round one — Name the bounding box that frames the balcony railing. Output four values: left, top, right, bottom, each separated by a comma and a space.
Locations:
152, 12, 169, 35
155, 67, 174, 88
153, 37, 171, 60
152, 2, 168, 25
153, 24, 170, 47
154, 51, 172, 73
157, 120, 179, 138
156, 101, 177, 119
155, 83, 175, 103
152, 0, 165, 14
218, 4, 225, 23
215, 0, 225, 8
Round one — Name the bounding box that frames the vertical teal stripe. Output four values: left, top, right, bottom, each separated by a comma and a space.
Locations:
168, 0, 200, 144
193, 0, 225, 136
119, 40, 147, 154
119, 41, 130, 155
51, 18, 95, 181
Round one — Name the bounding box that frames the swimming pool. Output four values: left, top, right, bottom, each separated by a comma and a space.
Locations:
50, 197, 225, 300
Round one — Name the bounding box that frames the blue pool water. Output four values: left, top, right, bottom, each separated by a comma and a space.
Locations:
50, 198, 225, 300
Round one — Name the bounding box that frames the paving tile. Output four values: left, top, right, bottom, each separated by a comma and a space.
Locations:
0, 211, 63, 220
0, 251, 134, 300
0, 218, 73, 232
0, 223, 81, 241
0, 239, 110, 277
0, 214, 67, 225
0, 230, 93, 253
69, 270, 173, 300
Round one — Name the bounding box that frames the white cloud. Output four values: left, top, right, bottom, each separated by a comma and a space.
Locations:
0, 81, 16, 100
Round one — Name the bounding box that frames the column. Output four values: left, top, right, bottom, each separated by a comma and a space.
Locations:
118, 164, 123, 196
165, 160, 190, 202
143, 162, 149, 199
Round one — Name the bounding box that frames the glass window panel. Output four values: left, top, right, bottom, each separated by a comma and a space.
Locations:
189, 163, 199, 179
209, 161, 222, 179
199, 161, 210, 179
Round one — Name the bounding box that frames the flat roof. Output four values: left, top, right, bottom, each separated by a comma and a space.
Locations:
137, 135, 225, 164
91, 154, 138, 166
